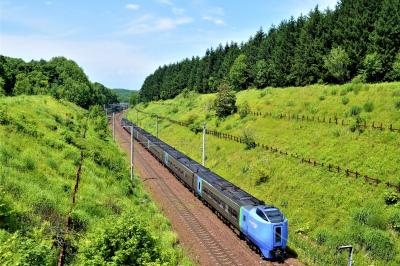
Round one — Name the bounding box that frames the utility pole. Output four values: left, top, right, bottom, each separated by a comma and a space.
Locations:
202, 122, 206, 166
156, 115, 159, 138
130, 126, 134, 180
112, 112, 115, 141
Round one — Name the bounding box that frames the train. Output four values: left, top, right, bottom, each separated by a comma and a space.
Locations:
121, 117, 288, 259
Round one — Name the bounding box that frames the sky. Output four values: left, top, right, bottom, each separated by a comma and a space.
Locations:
0, 0, 338, 90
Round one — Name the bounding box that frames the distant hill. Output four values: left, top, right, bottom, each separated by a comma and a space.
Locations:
113, 88, 135, 103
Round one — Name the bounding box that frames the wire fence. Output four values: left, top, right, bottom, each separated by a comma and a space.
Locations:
150, 101, 400, 133
243, 111, 400, 133
134, 108, 400, 192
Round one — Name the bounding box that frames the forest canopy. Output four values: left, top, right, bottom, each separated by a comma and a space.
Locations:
139, 0, 400, 102
0, 56, 117, 108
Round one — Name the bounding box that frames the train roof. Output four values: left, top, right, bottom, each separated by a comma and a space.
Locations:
122, 118, 262, 207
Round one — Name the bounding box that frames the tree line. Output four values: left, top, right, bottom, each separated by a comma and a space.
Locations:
0, 55, 118, 109
139, 0, 400, 102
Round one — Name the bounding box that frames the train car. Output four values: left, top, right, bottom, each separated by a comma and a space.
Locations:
121, 118, 288, 259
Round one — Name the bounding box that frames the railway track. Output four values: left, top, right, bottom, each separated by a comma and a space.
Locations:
135, 148, 241, 266
114, 113, 301, 266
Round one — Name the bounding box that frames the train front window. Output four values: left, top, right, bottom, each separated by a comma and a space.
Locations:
265, 209, 284, 223
256, 208, 269, 222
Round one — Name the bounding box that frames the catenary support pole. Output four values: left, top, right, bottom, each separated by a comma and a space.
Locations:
112, 112, 115, 141
338, 245, 353, 266
130, 126, 134, 180
202, 122, 206, 166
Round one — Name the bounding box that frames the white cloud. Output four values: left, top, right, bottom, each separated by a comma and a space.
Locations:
172, 8, 185, 15
125, 3, 140, 10
202, 16, 224, 25
121, 14, 193, 34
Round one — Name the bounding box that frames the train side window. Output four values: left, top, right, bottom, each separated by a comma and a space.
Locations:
198, 182, 201, 190
243, 215, 246, 221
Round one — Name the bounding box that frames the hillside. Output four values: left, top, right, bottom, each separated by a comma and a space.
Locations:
138, 0, 400, 102
0, 96, 191, 265
113, 88, 135, 103
128, 81, 400, 265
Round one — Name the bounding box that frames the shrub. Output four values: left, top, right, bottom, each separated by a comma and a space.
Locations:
319, 95, 325, 101
363, 229, 394, 261
395, 100, 400, 110
185, 113, 198, 125
349, 105, 361, 116
342, 96, 349, 105
255, 175, 269, 186
340, 88, 348, 96
214, 82, 237, 118
331, 89, 337, 95
0, 229, 56, 265
388, 212, 400, 233
384, 191, 400, 205
363, 101, 374, 112
349, 116, 366, 133
314, 228, 330, 245
171, 106, 178, 114
323, 47, 350, 82
23, 156, 36, 171
389, 52, 400, 81
80, 215, 164, 265
393, 89, 400, 97
259, 90, 267, 98
238, 101, 251, 118
353, 207, 386, 229
362, 53, 384, 82
242, 128, 256, 150
0, 108, 10, 125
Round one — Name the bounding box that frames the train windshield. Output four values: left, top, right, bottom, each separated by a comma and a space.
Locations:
264, 209, 284, 223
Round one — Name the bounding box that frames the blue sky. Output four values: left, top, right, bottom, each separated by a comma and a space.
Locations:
0, 0, 338, 90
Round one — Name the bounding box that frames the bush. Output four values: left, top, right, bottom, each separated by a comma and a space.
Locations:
363, 229, 394, 261
395, 100, 400, 110
314, 228, 330, 245
342, 96, 349, 105
353, 207, 386, 229
363, 101, 374, 112
238, 101, 251, 118
323, 47, 350, 82
214, 83, 237, 118
319, 95, 325, 101
388, 212, 400, 232
80, 215, 164, 265
362, 53, 384, 82
242, 128, 256, 150
384, 191, 400, 205
255, 175, 269, 186
349, 105, 361, 116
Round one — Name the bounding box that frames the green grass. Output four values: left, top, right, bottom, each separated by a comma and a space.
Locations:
0, 95, 192, 265
128, 82, 400, 266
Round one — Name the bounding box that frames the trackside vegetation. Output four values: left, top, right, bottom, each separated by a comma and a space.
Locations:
128, 81, 400, 266
0, 95, 192, 265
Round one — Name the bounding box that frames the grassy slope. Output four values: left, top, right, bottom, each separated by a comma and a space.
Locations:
0, 95, 191, 265
128, 82, 400, 266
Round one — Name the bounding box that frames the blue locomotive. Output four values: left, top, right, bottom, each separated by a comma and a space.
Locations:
121, 118, 288, 259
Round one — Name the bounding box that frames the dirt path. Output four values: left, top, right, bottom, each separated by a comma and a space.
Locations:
113, 113, 301, 266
